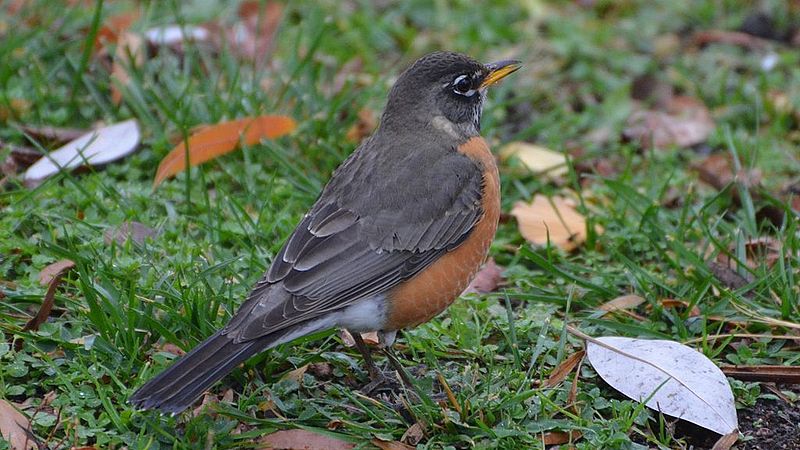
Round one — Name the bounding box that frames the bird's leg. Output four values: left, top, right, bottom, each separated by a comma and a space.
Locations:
351, 331, 382, 381
381, 345, 415, 390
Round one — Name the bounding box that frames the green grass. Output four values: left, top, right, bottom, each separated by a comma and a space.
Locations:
1, 0, 799, 448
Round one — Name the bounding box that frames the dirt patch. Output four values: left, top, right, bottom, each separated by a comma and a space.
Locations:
739, 395, 800, 450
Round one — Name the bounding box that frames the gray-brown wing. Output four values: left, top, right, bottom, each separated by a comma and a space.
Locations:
224, 146, 484, 342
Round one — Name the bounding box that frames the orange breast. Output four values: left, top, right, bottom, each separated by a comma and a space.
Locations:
384, 136, 500, 330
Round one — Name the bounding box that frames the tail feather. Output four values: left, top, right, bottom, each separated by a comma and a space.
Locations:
129, 331, 264, 414
129, 317, 334, 414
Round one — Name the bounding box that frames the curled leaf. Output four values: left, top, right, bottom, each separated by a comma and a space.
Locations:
153, 115, 295, 187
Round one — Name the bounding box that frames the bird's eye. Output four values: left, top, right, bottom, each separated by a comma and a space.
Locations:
452, 74, 475, 97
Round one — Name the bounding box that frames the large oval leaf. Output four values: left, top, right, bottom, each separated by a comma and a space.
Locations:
586, 336, 737, 435
153, 115, 295, 187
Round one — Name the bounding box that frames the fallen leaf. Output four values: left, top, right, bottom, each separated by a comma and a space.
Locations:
541, 430, 582, 445
95, 11, 140, 49
153, 115, 295, 187
691, 30, 769, 50
707, 260, 752, 291
499, 142, 568, 177
719, 365, 800, 383
228, 1, 284, 66
339, 329, 356, 347
711, 430, 739, 450
19, 124, 87, 144
659, 298, 701, 317
543, 350, 585, 388
145, 24, 210, 47
307, 363, 333, 380
8, 145, 43, 168
624, 96, 715, 149
692, 153, 761, 191
371, 439, 415, 450
23, 260, 73, 336
585, 336, 738, 435
257, 429, 354, 450
598, 294, 645, 314
156, 342, 185, 356
345, 108, 376, 143
400, 422, 425, 445
38, 259, 76, 286
104, 221, 159, 246
282, 365, 308, 384
462, 258, 504, 295
360, 331, 380, 346
0, 399, 37, 450
717, 237, 783, 271
511, 195, 598, 251
23, 119, 141, 185
111, 31, 145, 105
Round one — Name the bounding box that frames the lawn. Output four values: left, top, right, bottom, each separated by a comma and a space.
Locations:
1, 0, 799, 449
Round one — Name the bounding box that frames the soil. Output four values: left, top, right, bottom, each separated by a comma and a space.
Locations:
738, 395, 800, 450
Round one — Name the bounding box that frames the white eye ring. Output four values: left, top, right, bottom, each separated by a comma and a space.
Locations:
452, 74, 476, 97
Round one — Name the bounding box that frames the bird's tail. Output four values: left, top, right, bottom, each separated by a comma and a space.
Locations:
128, 330, 267, 414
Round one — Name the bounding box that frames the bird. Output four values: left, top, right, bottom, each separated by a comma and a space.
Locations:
129, 51, 520, 413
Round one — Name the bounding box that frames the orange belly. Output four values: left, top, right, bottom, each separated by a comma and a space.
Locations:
384, 136, 500, 330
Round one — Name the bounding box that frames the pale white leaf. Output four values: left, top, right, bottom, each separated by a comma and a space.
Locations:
24, 119, 141, 183
145, 25, 210, 46
586, 336, 737, 435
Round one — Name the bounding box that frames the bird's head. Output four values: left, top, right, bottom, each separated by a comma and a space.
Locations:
381, 51, 521, 139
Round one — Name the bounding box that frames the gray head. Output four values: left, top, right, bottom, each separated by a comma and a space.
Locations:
380, 51, 521, 139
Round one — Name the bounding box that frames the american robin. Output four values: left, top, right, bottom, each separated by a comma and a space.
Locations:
129, 51, 520, 413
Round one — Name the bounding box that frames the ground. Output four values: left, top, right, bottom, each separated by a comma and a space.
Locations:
0, 1, 799, 449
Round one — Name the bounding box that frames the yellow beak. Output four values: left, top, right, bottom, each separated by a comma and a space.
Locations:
480, 59, 522, 89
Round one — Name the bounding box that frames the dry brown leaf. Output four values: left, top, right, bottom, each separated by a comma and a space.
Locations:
692, 153, 761, 191
660, 298, 701, 317
371, 439, 415, 450
624, 96, 714, 149
598, 295, 645, 314
345, 108, 376, 143
257, 429, 354, 450
360, 331, 380, 346
717, 237, 783, 271
692, 29, 768, 50
154, 115, 296, 187
23, 260, 72, 336
95, 11, 140, 49
511, 195, 597, 251
0, 399, 37, 450
499, 142, 568, 177
400, 422, 425, 445
229, 1, 284, 66
111, 31, 145, 105
104, 221, 159, 246
38, 259, 76, 286
282, 365, 308, 384
711, 430, 739, 450
542, 430, 582, 445
543, 350, 585, 388
19, 124, 87, 144
462, 258, 504, 295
